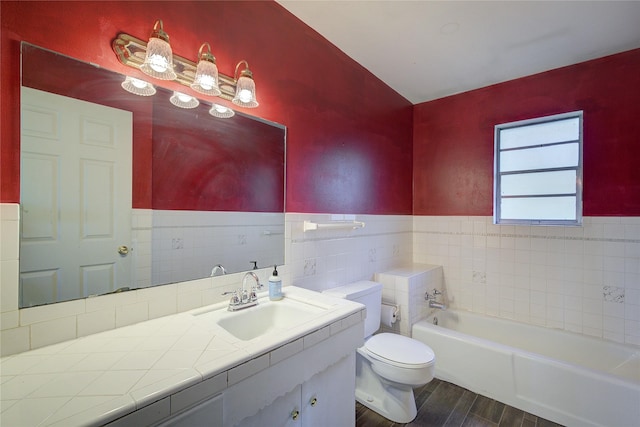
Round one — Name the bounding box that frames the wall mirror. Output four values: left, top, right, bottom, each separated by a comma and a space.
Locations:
19, 43, 286, 308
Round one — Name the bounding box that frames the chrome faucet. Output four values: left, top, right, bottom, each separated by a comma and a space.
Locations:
210, 264, 227, 277
222, 271, 264, 311
425, 288, 447, 310
429, 300, 447, 310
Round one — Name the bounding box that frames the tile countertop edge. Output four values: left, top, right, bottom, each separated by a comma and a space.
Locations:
14, 286, 365, 427
47, 396, 136, 427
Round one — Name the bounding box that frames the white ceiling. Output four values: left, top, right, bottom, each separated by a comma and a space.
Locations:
277, 1, 640, 104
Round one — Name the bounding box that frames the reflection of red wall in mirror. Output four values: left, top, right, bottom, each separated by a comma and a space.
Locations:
21, 45, 285, 212
151, 90, 284, 212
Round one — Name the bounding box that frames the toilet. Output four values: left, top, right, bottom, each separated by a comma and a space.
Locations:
324, 281, 435, 423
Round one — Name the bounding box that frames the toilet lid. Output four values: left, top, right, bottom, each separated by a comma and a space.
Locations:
365, 333, 435, 365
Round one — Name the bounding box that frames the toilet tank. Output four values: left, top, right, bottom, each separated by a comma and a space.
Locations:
323, 281, 382, 337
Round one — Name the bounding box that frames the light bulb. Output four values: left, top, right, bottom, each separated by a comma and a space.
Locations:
170, 91, 199, 109
209, 103, 235, 118
130, 78, 148, 89
198, 75, 215, 91
238, 89, 252, 103
148, 53, 169, 73
177, 93, 192, 103
121, 76, 156, 96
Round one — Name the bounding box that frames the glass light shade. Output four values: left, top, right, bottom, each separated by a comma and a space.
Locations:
209, 104, 235, 119
232, 62, 259, 108
170, 91, 199, 109
191, 43, 221, 96
121, 76, 156, 96
232, 75, 258, 107
140, 20, 177, 80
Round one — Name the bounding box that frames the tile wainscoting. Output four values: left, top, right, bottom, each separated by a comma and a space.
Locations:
413, 216, 640, 346
0, 206, 412, 356
3, 206, 636, 355
284, 213, 413, 293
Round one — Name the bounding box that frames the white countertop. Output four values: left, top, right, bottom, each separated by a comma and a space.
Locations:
0, 287, 364, 426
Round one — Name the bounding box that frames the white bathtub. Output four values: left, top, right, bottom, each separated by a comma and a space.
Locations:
412, 309, 640, 427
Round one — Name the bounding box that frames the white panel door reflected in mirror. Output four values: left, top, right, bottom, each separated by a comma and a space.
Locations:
20, 87, 133, 306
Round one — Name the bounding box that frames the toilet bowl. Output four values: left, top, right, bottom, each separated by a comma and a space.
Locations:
363, 332, 435, 386
323, 281, 436, 423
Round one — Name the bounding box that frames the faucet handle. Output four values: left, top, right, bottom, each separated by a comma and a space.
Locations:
222, 290, 241, 305
249, 283, 265, 302
425, 288, 442, 300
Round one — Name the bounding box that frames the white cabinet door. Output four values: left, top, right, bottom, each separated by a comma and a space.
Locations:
302, 353, 355, 427
236, 354, 355, 427
156, 393, 223, 427
237, 385, 301, 427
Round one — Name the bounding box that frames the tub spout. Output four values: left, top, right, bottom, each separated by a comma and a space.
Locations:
429, 300, 447, 310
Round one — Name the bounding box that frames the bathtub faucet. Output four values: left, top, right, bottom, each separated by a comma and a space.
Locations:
429, 300, 447, 310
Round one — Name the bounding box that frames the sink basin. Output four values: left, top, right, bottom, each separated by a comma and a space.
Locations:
194, 297, 328, 341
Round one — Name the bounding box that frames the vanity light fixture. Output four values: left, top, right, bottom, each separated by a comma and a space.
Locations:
121, 76, 156, 96
113, 21, 259, 107
170, 91, 199, 109
140, 20, 177, 80
191, 43, 221, 96
232, 60, 259, 108
209, 103, 235, 119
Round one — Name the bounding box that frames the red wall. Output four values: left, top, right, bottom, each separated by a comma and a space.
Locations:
413, 48, 640, 216
1, 1, 413, 214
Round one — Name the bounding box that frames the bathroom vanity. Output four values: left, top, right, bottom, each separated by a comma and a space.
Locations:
0, 287, 364, 426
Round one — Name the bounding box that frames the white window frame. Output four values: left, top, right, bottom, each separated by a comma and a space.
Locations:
494, 111, 583, 226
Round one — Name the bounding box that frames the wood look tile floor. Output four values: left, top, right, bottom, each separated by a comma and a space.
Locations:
355, 379, 565, 427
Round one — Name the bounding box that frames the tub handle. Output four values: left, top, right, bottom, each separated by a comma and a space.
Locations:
425, 288, 442, 300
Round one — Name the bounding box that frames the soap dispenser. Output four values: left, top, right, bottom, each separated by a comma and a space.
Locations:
269, 265, 283, 301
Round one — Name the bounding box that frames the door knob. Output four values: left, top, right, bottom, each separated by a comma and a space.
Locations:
118, 245, 129, 256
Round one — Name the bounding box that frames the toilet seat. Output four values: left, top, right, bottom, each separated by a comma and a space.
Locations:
364, 333, 435, 369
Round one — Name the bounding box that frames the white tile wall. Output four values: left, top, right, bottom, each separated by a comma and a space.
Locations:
150, 210, 284, 285
413, 215, 640, 346
0, 204, 280, 356
131, 209, 153, 288
284, 213, 413, 293
375, 265, 444, 336
3, 204, 638, 356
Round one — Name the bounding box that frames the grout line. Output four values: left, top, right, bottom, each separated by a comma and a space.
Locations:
291, 230, 411, 244
496, 404, 505, 426
455, 393, 478, 427
415, 230, 640, 244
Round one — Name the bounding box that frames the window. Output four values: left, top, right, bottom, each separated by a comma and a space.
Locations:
494, 111, 583, 225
